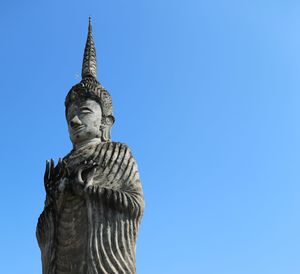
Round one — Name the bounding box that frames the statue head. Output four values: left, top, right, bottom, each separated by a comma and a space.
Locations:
65, 18, 114, 146
65, 78, 114, 145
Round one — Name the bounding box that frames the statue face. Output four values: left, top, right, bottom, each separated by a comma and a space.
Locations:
67, 99, 102, 145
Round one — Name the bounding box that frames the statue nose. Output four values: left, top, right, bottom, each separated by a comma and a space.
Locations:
70, 115, 82, 128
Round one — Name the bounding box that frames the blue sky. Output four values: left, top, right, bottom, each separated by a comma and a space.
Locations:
1, 1, 300, 273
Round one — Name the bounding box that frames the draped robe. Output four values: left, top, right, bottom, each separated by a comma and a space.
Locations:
36, 142, 144, 274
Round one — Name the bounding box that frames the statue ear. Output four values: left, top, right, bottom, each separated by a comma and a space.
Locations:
100, 116, 115, 142
104, 115, 115, 126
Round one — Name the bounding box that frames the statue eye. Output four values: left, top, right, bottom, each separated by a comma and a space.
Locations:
80, 107, 93, 114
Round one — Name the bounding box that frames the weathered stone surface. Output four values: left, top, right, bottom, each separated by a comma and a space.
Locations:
36, 18, 144, 274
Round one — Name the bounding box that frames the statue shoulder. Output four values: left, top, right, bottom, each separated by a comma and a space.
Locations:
101, 141, 132, 151
90, 142, 141, 179
93, 141, 135, 162
109, 141, 132, 150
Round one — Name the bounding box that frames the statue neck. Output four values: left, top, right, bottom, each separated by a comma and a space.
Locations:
73, 138, 101, 151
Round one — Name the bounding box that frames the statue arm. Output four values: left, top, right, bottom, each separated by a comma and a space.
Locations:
37, 158, 68, 247
79, 142, 144, 217
36, 203, 55, 247
85, 184, 143, 218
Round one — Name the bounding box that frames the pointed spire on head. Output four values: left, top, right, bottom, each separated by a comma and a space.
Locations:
82, 17, 97, 79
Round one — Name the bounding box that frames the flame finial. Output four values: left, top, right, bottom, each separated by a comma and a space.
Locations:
82, 17, 97, 79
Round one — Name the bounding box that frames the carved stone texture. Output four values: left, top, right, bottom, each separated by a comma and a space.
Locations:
36, 18, 144, 274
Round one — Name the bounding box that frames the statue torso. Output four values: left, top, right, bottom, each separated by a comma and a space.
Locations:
37, 142, 144, 274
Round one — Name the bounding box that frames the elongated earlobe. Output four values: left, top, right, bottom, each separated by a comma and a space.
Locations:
101, 126, 110, 142
100, 116, 114, 142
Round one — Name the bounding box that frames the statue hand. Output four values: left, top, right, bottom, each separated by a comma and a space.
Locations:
44, 159, 55, 196
44, 158, 69, 199
55, 158, 69, 179
72, 160, 98, 196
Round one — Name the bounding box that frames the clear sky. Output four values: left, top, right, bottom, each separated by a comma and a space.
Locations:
1, 0, 300, 273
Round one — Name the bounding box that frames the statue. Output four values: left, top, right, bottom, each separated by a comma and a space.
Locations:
36, 18, 144, 274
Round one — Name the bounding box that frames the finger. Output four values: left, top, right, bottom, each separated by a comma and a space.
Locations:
50, 159, 55, 178
47, 160, 51, 181
60, 159, 64, 177
77, 167, 85, 185
86, 167, 97, 184
92, 166, 97, 176
44, 160, 49, 183
57, 158, 63, 177
54, 158, 59, 176
90, 160, 97, 167
62, 160, 69, 176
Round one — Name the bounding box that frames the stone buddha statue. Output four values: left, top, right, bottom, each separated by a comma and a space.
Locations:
36, 18, 144, 274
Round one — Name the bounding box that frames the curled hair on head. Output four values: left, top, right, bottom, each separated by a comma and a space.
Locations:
65, 77, 115, 142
